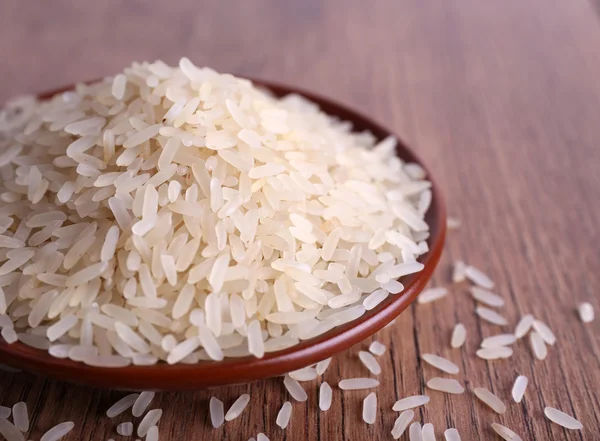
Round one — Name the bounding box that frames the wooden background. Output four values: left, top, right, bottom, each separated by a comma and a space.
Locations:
1, 0, 600, 439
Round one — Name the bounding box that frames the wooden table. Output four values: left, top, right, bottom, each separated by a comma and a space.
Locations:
1, 1, 599, 440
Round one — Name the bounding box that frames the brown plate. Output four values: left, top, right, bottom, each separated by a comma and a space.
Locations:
0, 78, 446, 391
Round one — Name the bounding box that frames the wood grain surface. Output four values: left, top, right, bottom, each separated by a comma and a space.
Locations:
1, 0, 600, 440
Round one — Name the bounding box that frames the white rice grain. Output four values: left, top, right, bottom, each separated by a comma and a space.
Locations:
107, 393, 140, 418
481, 334, 517, 349
362, 392, 377, 424
476, 307, 508, 326
511, 375, 528, 403
426, 378, 464, 394
319, 382, 332, 411
283, 375, 307, 402
473, 387, 506, 414
417, 287, 448, 304
276, 401, 292, 428
422, 423, 435, 441
409, 422, 422, 441
132, 391, 155, 417
514, 314, 534, 338
470, 287, 504, 308
491, 423, 523, 441
530, 331, 547, 360
392, 395, 430, 412
421, 354, 459, 374
544, 407, 583, 430
338, 378, 380, 390
444, 428, 461, 441
358, 351, 382, 375
12, 402, 28, 432
391, 410, 414, 439
225, 394, 250, 421
532, 320, 556, 345
450, 323, 466, 348
40, 422, 75, 441
578, 302, 594, 323
209, 397, 224, 428
464, 265, 494, 289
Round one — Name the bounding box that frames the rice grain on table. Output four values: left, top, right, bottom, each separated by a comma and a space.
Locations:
473, 387, 507, 414
452, 260, 466, 283
12, 402, 28, 432
284, 375, 308, 402
450, 323, 466, 348
257, 433, 270, 441
511, 375, 528, 403
209, 397, 224, 428
529, 331, 547, 360
426, 378, 464, 394
392, 395, 430, 412
470, 287, 504, 308
417, 287, 449, 304
225, 394, 250, 421
146, 426, 159, 441
358, 351, 382, 375
0, 405, 10, 419
491, 423, 523, 441
319, 382, 333, 411
276, 401, 293, 429
137, 409, 162, 437
544, 407, 583, 430
368, 341, 386, 356
338, 378, 380, 390
514, 314, 534, 338
289, 367, 318, 382
107, 394, 139, 418
408, 422, 422, 441
421, 354, 459, 374
476, 347, 513, 360
578, 302, 595, 323
475, 307, 508, 326
481, 334, 517, 349
39, 422, 75, 441
391, 410, 414, 439
532, 320, 556, 345
464, 265, 494, 289
117, 422, 133, 436
132, 391, 155, 417
444, 428, 461, 441
362, 392, 377, 424
0, 418, 23, 441
422, 423, 435, 441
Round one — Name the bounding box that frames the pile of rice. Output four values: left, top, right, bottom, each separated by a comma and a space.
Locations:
0, 58, 432, 366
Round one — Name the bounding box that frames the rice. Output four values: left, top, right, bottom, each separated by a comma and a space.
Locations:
417, 287, 448, 304
117, 422, 133, 436
0, 57, 433, 365
473, 387, 506, 414
225, 394, 250, 421
0, 419, 23, 441
452, 261, 466, 283
475, 307, 508, 326
511, 375, 528, 403
146, 426, 159, 441
283, 375, 308, 402
12, 402, 28, 432
358, 351, 381, 375
368, 341, 386, 356
480, 334, 517, 349
444, 428, 461, 441
319, 382, 333, 411
422, 423, 435, 441
544, 407, 583, 430
578, 302, 594, 323
426, 378, 464, 394
491, 423, 523, 441
391, 410, 414, 439
464, 265, 494, 289
476, 347, 513, 360
514, 314, 534, 338
40, 422, 75, 441
0, 406, 10, 419
392, 395, 430, 412
446, 217, 461, 230
132, 391, 155, 417
107, 394, 139, 417
409, 422, 422, 441
469, 287, 504, 308
209, 397, 224, 428
421, 354, 459, 374
529, 331, 547, 360
257, 433, 269, 441
289, 367, 318, 381
362, 392, 377, 424
532, 320, 556, 345
450, 324, 466, 348
338, 378, 380, 390
137, 409, 163, 437
276, 401, 292, 429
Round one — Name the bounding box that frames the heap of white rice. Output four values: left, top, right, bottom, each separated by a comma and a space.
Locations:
0, 58, 432, 366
